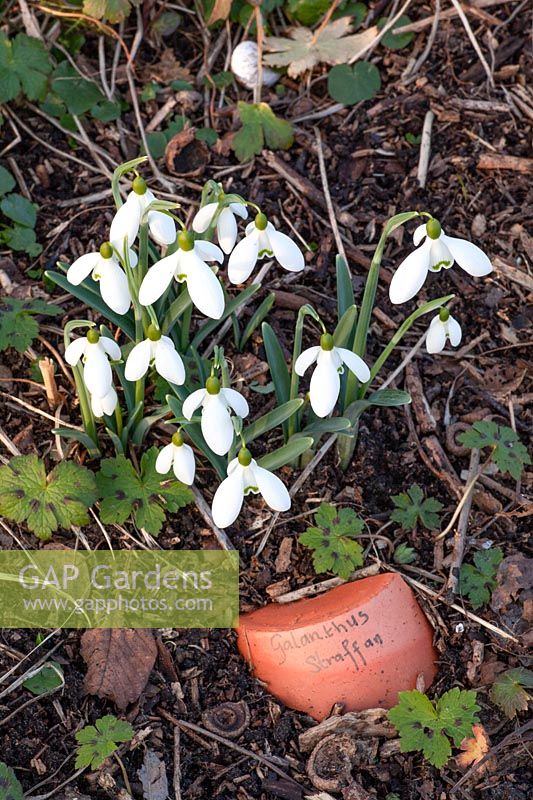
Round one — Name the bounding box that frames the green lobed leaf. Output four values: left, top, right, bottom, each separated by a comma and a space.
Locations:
327, 61, 381, 105
232, 102, 293, 162
1, 193, 37, 228
390, 483, 442, 530
0, 165, 15, 196
0, 32, 52, 104
75, 714, 134, 770
0, 762, 23, 800
0, 296, 60, 353
82, 0, 135, 24
458, 420, 531, 480
459, 547, 503, 609
490, 668, 533, 719
2, 224, 42, 255
96, 447, 193, 536
51, 61, 104, 116
393, 542, 417, 564
23, 662, 64, 695
299, 502, 365, 580
0, 455, 98, 541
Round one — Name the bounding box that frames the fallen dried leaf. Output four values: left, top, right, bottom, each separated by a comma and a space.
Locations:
138, 749, 169, 800
207, 0, 231, 25
456, 724, 491, 770
491, 555, 533, 613
81, 629, 157, 710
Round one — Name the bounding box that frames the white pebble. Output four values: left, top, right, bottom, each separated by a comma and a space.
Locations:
231, 41, 279, 90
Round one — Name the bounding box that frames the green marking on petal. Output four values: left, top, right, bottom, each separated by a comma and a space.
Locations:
258, 248, 273, 257
430, 260, 451, 272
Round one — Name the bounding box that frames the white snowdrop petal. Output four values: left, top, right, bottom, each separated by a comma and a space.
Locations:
413, 223, 428, 247
138, 253, 177, 306
127, 248, 138, 268
212, 469, 244, 528
110, 195, 141, 252
154, 339, 185, 385
192, 202, 218, 233
221, 388, 249, 418
100, 387, 117, 415
442, 235, 493, 277
182, 388, 206, 420
184, 251, 225, 319
267, 228, 305, 272
173, 443, 195, 485
228, 230, 259, 284
201, 396, 234, 455
194, 240, 224, 263
448, 317, 462, 347
389, 240, 431, 304
99, 262, 131, 315
252, 465, 291, 512
64, 336, 87, 366
83, 345, 112, 397
124, 338, 151, 381
229, 202, 248, 220
99, 336, 121, 361
155, 443, 174, 474
337, 348, 371, 383
67, 252, 99, 285
309, 352, 340, 417
426, 317, 446, 354
428, 238, 454, 271
147, 210, 176, 246
217, 207, 238, 254
294, 346, 320, 376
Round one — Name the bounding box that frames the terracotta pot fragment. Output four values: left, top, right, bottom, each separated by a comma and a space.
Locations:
237, 573, 437, 721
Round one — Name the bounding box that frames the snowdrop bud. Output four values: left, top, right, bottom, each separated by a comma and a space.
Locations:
255, 211, 268, 230
99, 241, 113, 259
147, 324, 161, 341
230, 41, 279, 90
320, 333, 334, 351
206, 375, 221, 395
87, 328, 100, 344
426, 218, 442, 239
172, 430, 184, 447
132, 176, 147, 195
238, 447, 252, 467
178, 230, 194, 251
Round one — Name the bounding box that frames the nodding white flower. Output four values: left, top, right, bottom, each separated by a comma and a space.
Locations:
426, 308, 462, 354
212, 447, 290, 528
64, 329, 121, 399
155, 431, 195, 485
91, 386, 117, 418
295, 333, 371, 418
389, 218, 493, 305
228, 211, 305, 284
138, 230, 225, 319
124, 325, 185, 385
182, 376, 249, 456
67, 241, 133, 315
192, 201, 248, 254
110, 176, 176, 249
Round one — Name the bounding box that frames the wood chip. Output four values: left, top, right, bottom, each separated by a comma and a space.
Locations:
477, 154, 533, 173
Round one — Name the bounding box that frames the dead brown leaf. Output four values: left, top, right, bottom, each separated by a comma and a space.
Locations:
81, 629, 157, 710
207, 0, 232, 25
491, 554, 533, 613
456, 724, 491, 770
140, 49, 191, 84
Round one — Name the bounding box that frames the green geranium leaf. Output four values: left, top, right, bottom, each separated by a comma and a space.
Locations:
0, 762, 23, 800
96, 447, 194, 535
327, 61, 381, 105
389, 688, 479, 768
2, 224, 42, 256
82, 0, 136, 24
0, 455, 98, 541
0, 296, 61, 353
232, 102, 293, 162
458, 420, 531, 480
378, 14, 415, 50
51, 61, 104, 116
0, 166, 15, 196
299, 502, 365, 580
390, 483, 443, 530
287, 0, 330, 26
1, 193, 37, 228
23, 662, 64, 695
0, 32, 52, 104
393, 542, 417, 564
459, 547, 503, 609
75, 714, 134, 770
490, 668, 533, 719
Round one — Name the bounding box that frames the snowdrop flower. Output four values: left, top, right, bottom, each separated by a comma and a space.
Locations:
182, 376, 249, 456
110, 176, 176, 249
228, 212, 305, 284
65, 329, 121, 399
155, 431, 195, 485
192, 201, 248, 254
212, 447, 290, 528
90, 386, 117, 418
425, 307, 462, 354
138, 230, 225, 319
67, 241, 133, 315
125, 325, 185, 385
295, 333, 371, 418
389, 218, 493, 305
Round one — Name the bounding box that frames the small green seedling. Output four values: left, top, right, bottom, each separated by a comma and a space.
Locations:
232, 102, 293, 162
458, 420, 531, 480
0, 762, 23, 800
299, 502, 365, 580
389, 688, 480, 768
23, 662, 64, 695
393, 542, 417, 565
75, 714, 134, 770
0, 297, 61, 353
390, 484, 443, 530
459, 547, 503, 609
490, 667, 532, 719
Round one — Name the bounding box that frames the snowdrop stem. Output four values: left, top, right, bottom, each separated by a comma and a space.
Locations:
111, 156, 147, 208
72, 363, 99, 450
138, 221, 149, 283
288, 304, 321, 439
114, 401, 123, 438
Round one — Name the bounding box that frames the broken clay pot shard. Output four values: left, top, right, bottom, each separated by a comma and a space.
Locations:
237, 572, 437, 721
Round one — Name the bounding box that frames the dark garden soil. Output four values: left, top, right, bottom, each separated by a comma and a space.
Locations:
0, 2, 532, 799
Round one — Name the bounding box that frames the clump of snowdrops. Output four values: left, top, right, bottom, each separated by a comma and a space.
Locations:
47, 157, 493, 529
